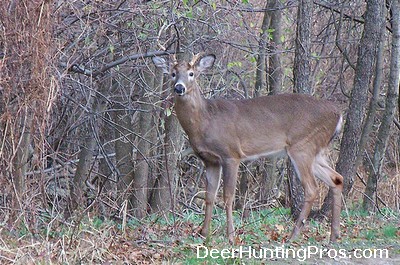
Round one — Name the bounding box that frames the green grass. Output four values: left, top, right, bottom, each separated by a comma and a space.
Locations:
169, 207, 399, 263
1, 207, 399, 264
383, 225, 398, 238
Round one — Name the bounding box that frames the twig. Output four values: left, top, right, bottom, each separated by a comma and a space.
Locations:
355, 172, 388, 216
63, 50, 180, 77
314, 0, 392, 33
163, 141, 177, 233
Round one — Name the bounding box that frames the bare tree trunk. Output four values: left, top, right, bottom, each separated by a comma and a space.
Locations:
336, 0, 385, 196
264, 0, 284, 203
132, 70, 155, 218
357, 21, 386, 168
294, 0, 313, 94
257, 0, 284, 203
289, 0, 313, 219
363, 0, 400, 211
268, 0, 284, 95
114, 100, 134, 202
254, 1, 271, 97
150, 50, 184, 214
151, 112, 183, 213
239, 2, 273, 208
67, 79, 110, 216
320, 4, 386, 216
147, 66, 165, 204
255, 0, 284, 96
12, 110, 33, 218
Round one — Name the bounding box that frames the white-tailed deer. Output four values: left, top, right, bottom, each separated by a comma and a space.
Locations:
153, 53, 343, 243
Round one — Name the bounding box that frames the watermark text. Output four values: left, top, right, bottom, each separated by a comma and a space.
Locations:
196, 245, 389, 262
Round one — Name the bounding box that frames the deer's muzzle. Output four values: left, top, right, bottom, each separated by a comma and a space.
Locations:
174, 83, 186, 96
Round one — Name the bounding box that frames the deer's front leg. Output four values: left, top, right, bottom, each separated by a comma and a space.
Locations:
222, 159, 240, 244
201, 164, 221, 238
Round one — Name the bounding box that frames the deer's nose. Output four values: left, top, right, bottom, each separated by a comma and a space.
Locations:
174, 83, 186, 95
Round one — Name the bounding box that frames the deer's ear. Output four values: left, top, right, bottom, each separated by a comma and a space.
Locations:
152, 57, 169, 74
197, 54, 215, 72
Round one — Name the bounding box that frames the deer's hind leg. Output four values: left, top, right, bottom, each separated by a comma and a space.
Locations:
312, 152, 343, 242
287, 148, 319, 241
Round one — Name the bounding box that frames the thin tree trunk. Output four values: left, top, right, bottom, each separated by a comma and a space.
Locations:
132, 70, 155, 218
289, 0, 313, 219
239, 10, 273, 206
151, 113, 183, 213
114, 101, 134, 202
254, 1, 271, 97
363, 0, 400, 211
150, 52, 184, 213
336, 0, 385, 196
294, 0, 313, 94
262, 0, 284, 204
357, 20, 386, 168
258, 0, 284, 203
147, 65, 165, 204
268, 0, 284, 95
320, 4, 386, 216
12, 110, 33, 218
67, 79, 110, 217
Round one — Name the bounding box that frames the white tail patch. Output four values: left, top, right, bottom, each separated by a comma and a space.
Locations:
329, 115, 343, 143
335, 115, 343, 135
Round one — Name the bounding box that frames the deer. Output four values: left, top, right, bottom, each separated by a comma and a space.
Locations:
152, 53, 344, 244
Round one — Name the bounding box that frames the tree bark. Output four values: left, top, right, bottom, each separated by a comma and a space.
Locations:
150, 54, 184, 213
320, 3, 386, 216
114, 100, 134, 202
150, 112, 183, 213
336, 0, 385, 196
67, 78, 110, 216
12, 110, 32, 217
132, 70, 155, 218
254, 0, 284, 96
294, 0, 313, 94
268, 0, 284, 95
254, 1, 271, 97
257, 0, 284, 203
262, 0, 284, 204
289, 0, 313, 219
357, 20, 386, 168
363, 0, 400, 211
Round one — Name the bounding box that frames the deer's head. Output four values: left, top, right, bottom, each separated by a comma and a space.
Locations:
153, 53, 216, 96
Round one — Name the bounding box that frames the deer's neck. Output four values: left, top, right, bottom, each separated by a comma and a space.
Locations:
174, 89, 209, 139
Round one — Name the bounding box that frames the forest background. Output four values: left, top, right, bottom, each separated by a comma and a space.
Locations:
0, 0, 399, 263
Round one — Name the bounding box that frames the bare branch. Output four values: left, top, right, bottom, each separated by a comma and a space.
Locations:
314, 0, 393, 33
63, 50, 180, 77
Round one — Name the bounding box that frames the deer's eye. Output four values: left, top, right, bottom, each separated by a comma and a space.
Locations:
189, 72, 194, 77
171, 73, 176, 78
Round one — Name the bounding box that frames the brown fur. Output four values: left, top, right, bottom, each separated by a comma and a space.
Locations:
154, 53, 344, 244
